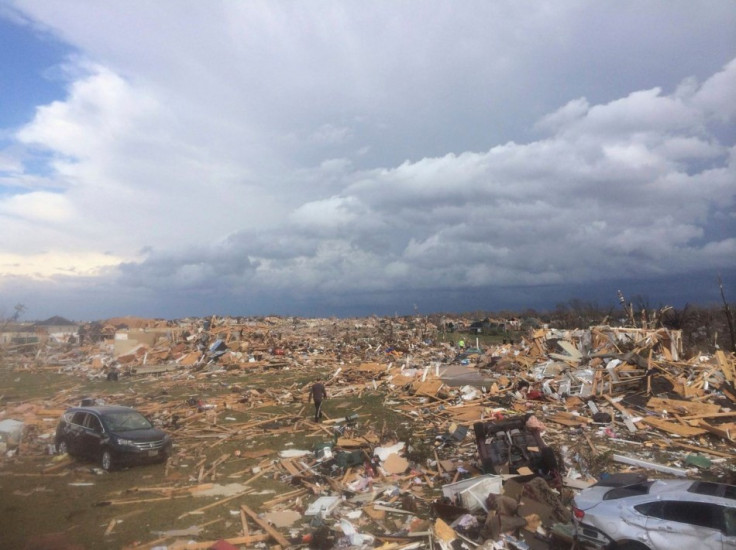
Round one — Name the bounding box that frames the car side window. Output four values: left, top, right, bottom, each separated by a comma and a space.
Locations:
634, 501, 664, 519
688, 481, 721, 496
71, 412, 86, 425
662, 501, 724, 531
84, 414, 103, 433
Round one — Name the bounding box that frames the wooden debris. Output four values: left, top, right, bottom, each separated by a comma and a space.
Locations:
240, 504, 291, 547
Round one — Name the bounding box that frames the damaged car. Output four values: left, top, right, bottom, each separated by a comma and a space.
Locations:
55, 405, 172, 471
473, 413, 559, 479
573, 478, 736, 549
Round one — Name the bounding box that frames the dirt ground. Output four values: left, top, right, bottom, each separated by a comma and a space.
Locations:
0, 364, 420, 549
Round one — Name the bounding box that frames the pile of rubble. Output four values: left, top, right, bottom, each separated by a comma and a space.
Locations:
0, 316, 734, 549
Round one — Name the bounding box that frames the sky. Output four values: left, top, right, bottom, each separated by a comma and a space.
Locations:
1, 1, 735, 322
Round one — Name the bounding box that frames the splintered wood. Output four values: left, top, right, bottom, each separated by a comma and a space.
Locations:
3, 315, 736, 550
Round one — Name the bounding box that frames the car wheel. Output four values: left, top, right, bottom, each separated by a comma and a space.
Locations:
101, 449, 115, 471
473, 422, 486, 439
540, 446, 558, 473
57, 439, 69, 455
616, 542, 650, 550
481, 457, 497, 474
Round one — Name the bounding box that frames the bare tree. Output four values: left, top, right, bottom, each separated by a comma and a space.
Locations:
718, 275, 736, 353
1, 303, 26, 328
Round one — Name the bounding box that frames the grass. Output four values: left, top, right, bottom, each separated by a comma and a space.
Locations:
0, 362, 418, 549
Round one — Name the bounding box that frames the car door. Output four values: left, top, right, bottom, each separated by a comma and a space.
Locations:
620, 500, 649, 531
78, 413, 105, 460
723, 507, 736, 549
65, 412, 87, 454
645, 501, 724, 550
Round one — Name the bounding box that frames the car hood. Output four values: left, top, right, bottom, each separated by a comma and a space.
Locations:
112, 428, 168, 442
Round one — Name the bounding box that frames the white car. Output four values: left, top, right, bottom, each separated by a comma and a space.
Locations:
573, 478, 736, 550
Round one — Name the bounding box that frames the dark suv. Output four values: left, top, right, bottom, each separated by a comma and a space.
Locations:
55, 405, 172, 471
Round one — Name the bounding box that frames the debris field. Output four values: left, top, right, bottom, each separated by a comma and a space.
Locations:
1, 315, 734, 549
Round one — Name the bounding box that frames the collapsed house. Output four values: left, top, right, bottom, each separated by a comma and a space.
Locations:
0, 316, 734, 549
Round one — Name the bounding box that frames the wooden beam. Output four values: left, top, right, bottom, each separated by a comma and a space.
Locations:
166, 534, 270, 549
240, 506, 249, 536
240, 504, 290, 547
669, 441, 736, 458
603, 395, 637, 433
177, 489, 253, 519
698, 420, 734, 445
640, 416, 707, 437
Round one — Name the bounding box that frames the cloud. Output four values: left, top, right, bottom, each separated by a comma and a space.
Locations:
0, 190, 74, 223
0, 151, 23, 173
0, 250, 120, 278
692, 58, 736, 121
205, 58, 736, 297
17, 65, 157, 159
1, 2, 735, 319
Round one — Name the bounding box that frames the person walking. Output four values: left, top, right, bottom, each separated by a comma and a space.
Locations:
310, 380, 327, 422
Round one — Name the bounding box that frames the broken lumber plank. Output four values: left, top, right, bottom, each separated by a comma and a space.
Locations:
104, 518, 118, 536
716, 350, 735, 383
678, 411, 736, 421
613, 454, 689, 477
96, 494, 190, 506
583, 432, 598, 456
167, 534, 270, 549
698, 420, 734, 444
434, 517, 457, 544
646, 397, 720, 416
546, 412, 590, 427
230, 464, 271, 481
240, 505, 250, 536
177, 488, 253, 519
372, 504, 418, 515
640, 416, 708, 437
669, 441, 736, 458
262, 487, 309, 507
279, 459, 302, 476
42, 457, 74, 474
240, 504, 290, 547
602, 395, 637, 433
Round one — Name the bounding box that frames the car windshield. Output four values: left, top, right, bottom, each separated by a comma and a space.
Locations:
102, 411, 152, 431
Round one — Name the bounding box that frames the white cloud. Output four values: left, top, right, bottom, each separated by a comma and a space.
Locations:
0, 151, 23, 173
17, 65, 157, 159
291, 196, 363, 231
535, 97, 589, 134
692, 58, 736, 121
0, 251, 121, 278
0, 190, 74, 223
1, 1, 735, 318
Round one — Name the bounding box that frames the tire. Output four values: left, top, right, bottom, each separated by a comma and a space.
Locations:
616, 542, 650, 550
540, 446, 558, 474
101, 449, 115, 471
481, 457, 497, 474
473, 422, 486, 439
56, 439, 69, 455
